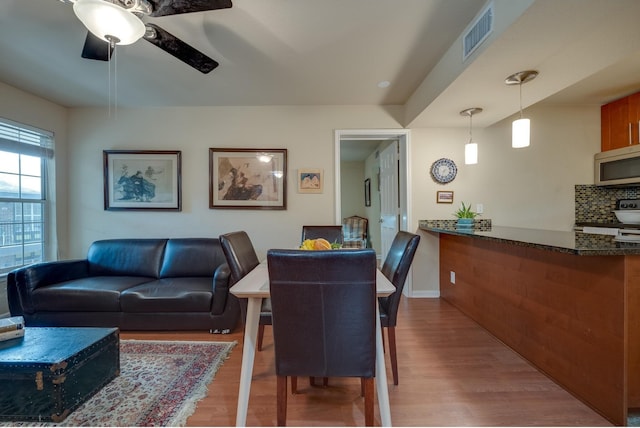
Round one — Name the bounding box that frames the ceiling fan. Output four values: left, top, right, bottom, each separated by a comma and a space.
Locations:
60, 0, 232, 73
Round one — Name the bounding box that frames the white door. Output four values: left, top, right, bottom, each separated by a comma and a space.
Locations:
379, 141, 399, 262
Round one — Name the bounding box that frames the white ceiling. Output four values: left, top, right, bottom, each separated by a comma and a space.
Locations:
1, 0, 640, 131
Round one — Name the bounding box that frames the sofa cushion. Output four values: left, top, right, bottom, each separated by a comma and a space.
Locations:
160, 238, 227, 278
87, 239, 167, 277
31, 276, 153, 312
120, 278, 213, 312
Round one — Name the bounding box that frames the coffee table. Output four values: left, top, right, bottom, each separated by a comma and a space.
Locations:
0, 326, 120, 422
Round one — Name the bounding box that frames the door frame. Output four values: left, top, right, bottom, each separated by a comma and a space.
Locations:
334, 129, 414, 296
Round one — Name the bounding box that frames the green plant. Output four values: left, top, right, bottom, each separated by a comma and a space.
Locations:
454, 202, 479, 219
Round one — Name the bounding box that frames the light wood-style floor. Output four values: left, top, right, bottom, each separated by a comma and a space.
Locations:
120, 298, 613, 426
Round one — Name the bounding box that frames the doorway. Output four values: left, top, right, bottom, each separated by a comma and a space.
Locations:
334, 129, 413, 295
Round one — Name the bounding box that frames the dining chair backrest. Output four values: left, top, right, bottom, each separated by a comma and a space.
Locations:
219, 231, 260, 285
267, 248, 377, 378
301, 225, 344, 245
379, 231, 420, 326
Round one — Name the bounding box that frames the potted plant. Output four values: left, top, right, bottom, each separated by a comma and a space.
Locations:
454, 202, 479, 228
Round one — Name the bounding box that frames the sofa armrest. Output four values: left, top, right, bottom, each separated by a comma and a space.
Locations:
211, 263, 232, 315
9, 259, 89, 315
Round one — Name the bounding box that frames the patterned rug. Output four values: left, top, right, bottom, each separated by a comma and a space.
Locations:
3, 340, 236, 427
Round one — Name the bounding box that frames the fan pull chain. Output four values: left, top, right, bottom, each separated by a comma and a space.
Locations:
114, 45, 117, 119
105, 36, 119, 119
107, 39, 111, 118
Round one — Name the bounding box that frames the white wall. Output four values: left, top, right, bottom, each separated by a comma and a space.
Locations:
66, 106, 402, 259
1, 82, 602, 299
340, 161, 366, 220
411, 104, 600, 231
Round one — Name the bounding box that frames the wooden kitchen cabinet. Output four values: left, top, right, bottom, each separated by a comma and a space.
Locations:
601, 91, 640, 151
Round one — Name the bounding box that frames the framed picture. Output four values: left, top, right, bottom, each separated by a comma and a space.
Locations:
297, 168, 323, 193
364, 178, 371, 207
209, 148, 287, 210
103, 150, 181, 211
437, 190, 454, 204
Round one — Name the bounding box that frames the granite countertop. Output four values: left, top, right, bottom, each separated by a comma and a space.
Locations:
418, 220, 640, 256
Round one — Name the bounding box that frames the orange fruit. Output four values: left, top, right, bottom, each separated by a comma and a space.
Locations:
313, 238, 332, 250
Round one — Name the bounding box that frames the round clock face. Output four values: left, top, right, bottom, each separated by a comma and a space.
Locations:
430, 158, 457, 184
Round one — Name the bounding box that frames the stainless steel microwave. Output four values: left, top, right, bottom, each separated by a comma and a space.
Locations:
595, 145, 640, 186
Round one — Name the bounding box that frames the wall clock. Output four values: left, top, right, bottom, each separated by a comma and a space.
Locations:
430, 158, 457, 184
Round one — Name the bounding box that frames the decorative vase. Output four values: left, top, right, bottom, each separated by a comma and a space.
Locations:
456, 218, 475, 229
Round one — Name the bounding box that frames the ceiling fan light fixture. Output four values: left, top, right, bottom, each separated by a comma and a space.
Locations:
73, 0, 145, 46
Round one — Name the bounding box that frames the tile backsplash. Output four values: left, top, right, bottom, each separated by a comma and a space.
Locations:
575, 184, 640, 223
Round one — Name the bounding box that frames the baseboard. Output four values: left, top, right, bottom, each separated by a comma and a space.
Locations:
408, 290, 440, 298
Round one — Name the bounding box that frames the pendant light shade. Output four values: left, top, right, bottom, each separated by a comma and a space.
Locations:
460, 107, 482, 165
73, 0, 146, 46
512, 118, 530, 148
464, 142, 478, 165
505, 70, 538, 149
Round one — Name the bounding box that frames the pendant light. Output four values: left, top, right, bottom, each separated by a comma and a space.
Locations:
505, 70, 538, 148
460, 107, 482, 165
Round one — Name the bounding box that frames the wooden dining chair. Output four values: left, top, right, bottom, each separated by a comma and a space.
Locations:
267, 248, 378, 426
219, 231, 272, 351
378, 231, 420, 385
301, 225, 344, 246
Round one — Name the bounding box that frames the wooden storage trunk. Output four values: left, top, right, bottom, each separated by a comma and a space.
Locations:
0, 327, 119, 422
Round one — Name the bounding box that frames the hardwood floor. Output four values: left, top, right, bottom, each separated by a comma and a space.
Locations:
120, 298, 613, 426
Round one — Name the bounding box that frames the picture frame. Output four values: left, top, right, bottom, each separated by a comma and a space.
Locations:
209, 148, 287, 210
103, 150, 181, 211
437, 190, 454, 204
297, 168, 323, 193
364, 178, 371, 207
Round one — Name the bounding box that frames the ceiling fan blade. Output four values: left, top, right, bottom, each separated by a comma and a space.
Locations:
147, 0, 232, 17
144, 23, 219, 74
81, 31, 114, 61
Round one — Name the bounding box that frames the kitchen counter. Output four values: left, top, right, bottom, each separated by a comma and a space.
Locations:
421, 219, 640, 425
418, 220, 640, 256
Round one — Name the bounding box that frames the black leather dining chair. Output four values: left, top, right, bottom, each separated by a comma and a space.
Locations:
267, 248, 377, 426
378, 231, 420, 385
301, 225, 344, 245
219, 231, 272, 351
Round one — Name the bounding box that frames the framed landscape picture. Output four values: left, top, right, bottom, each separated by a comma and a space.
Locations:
103, 150, 181, 211
209, 148, 287, 210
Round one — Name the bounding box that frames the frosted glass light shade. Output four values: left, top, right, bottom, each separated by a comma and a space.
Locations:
512, 118, 530, 148
73, 0, 145, 45
464, 142, 478, 165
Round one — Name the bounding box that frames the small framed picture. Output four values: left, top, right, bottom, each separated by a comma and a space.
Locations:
437, 190, 454, 204
298, 168, 323, 193
364, 178, 371, 207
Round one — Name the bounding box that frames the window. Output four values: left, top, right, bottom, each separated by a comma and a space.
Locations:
0, 119, 53, 274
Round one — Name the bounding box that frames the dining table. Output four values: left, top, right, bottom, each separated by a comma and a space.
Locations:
230, 259, 395, 427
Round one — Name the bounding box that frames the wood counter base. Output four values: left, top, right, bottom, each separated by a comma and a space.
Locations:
439, 233, 640, 426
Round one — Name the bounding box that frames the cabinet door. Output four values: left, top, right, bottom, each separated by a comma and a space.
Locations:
629, 92, 640, 145
602, 96, 631, 151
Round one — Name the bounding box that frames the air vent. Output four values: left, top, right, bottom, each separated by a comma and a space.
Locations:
463, 2, 493, 61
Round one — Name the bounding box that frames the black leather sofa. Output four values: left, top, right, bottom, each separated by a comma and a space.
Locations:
7, 238, 240, 332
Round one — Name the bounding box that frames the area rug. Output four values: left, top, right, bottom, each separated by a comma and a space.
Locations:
2, 339, 236, 427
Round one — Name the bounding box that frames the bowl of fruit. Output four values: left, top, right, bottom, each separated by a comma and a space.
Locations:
300, 238, 342, 250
